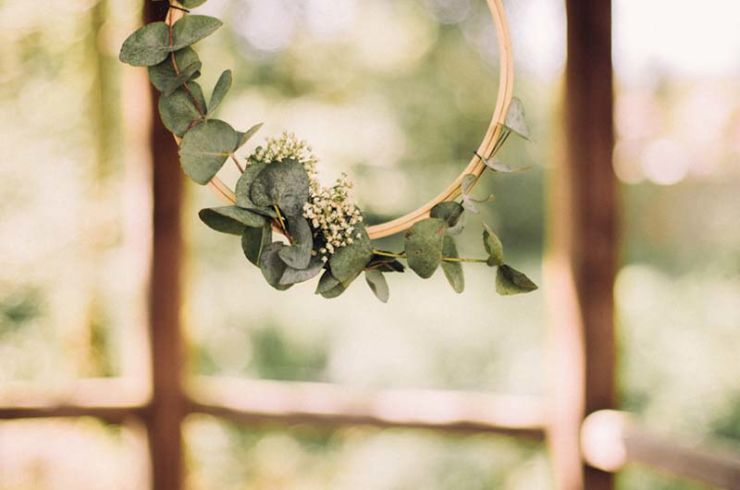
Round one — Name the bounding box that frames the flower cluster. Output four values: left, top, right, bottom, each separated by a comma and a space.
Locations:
303, 174, 364, 260
250, 131, 319, 183
249, 132, 363, 259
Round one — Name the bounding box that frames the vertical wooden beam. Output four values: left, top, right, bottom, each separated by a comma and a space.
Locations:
547, 1, 617, 489
144, 2, 186, 489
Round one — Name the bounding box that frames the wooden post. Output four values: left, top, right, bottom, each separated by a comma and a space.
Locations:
547, 1, 617, 489
144, 2, 186, 489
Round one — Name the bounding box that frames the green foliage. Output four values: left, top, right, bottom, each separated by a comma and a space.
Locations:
235, 162, 268, 209
329, 227, 373, 285
430, 201, 464, 228
160, 61, 201, 96
249, 159, 310, 217
119, 3, 539, 301
171, 15, 222, 51
441, 236, 464, 293
119, 22, 171, 66
149, 47, 201, 92
316, 270, 346, 299
278, 216, 313, 269
259, 243, 293, 291
483, 224, 505, 267
405, 218, 447, 279
180, 0, 209, 8
241, 224, 271, 266
237, 123, 263, 150
365, 270, 390, 303
505, 97, 530, 140
496, 265, 538, 295
158, 82, 206, 136
208, 70, 232, 115
198, 206, 265, 235
280, 257, 324, 287
179, 119, 240, 184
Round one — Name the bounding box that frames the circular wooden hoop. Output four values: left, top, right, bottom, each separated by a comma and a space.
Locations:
188, 0, 514, 239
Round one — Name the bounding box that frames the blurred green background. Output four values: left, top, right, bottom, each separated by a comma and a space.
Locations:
0, 0, 738, 488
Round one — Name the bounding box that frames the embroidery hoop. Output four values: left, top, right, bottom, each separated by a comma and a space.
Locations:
168, 0, 514, 240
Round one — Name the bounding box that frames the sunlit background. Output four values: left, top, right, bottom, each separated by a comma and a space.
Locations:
0, 0, 738, 488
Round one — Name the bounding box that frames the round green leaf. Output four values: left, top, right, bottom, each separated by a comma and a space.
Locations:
172, 15, 223, 50
208, 70, 232, 115
280, 257, 324, 286
504, 97, 531, 140
235, 162, 268, 209
179, 119, 240, 185
236, 123, 264, 151
430, 201, 464, 228
483, 224, 505, 266
316, 270, 347, 299
119, 22, 171, 67
199, 206, 265, 235
180, 0, 209, 7
441, 236, 464, 293
365, 270, 390, 303
158, 81, 206, 137
242, 223, 272, 266
404, 218, 446, 279
496, 265, 538, 295
149, 47, 201, 92
258, 242, 292, 291
159, 61, 202, 96
278, 216, 313, 269
250, 159, 310, 217
329, 227, 373, 285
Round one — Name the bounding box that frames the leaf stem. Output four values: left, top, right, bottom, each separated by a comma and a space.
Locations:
372, 249, 488, 264
230, 154, 244, 173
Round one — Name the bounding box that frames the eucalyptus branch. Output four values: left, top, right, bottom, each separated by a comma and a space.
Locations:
166, 6, 206, 117
372, 249, 488, 264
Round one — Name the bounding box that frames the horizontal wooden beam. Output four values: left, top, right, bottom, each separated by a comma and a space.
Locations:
0, 378, 148, 423
582, 410, 740, 489
188, 377, 546, 439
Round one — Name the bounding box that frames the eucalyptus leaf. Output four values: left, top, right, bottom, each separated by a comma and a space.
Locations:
208, 70, 232, 115
278, 216, 313, 269
149, 47, 201, 92
179, 119, 240, 185
119, 22, 171, 66
250, 159, 310, 217
365, 270, 390, 303
236, 123, 264, 151
316, 270, 347, 299
258, 242, 292, 291
198, 206, 265, 235
160, 61, 202, 96
504, 97, 530, 140
235, 161, 268, 209
430, 201, 464, 228
158, 81, 206, 137
461, 174, 478, 195
180, 0, 208, 8
441, 236, 464, 293
171, 15, 223, 50
484, 158, 515, 173
496, 265, 538, 295
483, 224, 505, 266
241, 223, 272, 266
367, 254, 405, 273
279, 256, 324, 286
329, 227, 373, 284
404, 218, 447, 279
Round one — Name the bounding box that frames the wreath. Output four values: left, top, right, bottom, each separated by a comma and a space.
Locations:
119, 0, 537, 302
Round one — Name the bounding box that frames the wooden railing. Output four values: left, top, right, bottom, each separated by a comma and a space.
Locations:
2, 378, 739, 489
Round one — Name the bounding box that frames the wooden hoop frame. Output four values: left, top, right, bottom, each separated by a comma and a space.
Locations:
172, 0, 514, 239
